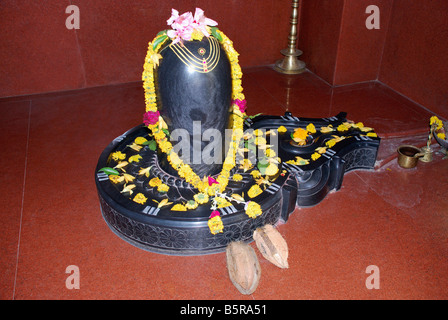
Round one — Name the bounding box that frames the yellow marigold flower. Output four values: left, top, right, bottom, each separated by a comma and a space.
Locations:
430, 116, 443, 130
215, 197, 232, 208
265, 163, 278, 176
157, 183, 169, 193
355, 122, 364, 128
207, 185, 219, 196
121, 184, 136, 195
366, 132, 378, 138
316, 147, 327, 154
234, 92, 245, 101
239, 159, 253, 171
232, 128, 244, 141
123, 173, 135, 183
277, 126, 287, 133
208, 216, 224, 235
254, 136, 267, 146
232, 79, 243, 93
114, 161, 128, 170
133, 193, 147, 205
112, 151, 126, 161
306, 123, 316, 134
128, 154, 142, 163
138, 166, 151, 177
265, 148, 276, 158
248, 185, 263, 198
295, 156, 310, 165
149, 177, 162, 187
359, 126, 373, 132
233, 174, 243, 182
250, 170, 261, 178
185, 200, 198, 210
155, 198, 173, 208
150, 53, 163, 68
231, 63, 243, 79
294, 128, 308, 140
171, 203, 187, 211
437, 132, 446, 140
311, 152, 321, 161
134, 137, 148, 145
158, 140, 172, 153
337, 124, 350, 132
194, 193, 209, 204
177, 165, 192, 178
245, 201, 262, 219
253, 129, 264, 136
153, 130, 165, 140
325, 139, 337, 148
128, 143, 143, 152
167, 152, 183, 166
109, 175, 124, 184
320, 125, 334, 134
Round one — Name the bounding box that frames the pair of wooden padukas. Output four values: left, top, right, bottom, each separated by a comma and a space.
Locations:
226, 224, 289, 295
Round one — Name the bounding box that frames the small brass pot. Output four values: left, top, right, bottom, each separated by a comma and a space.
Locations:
397, 145, 424, 168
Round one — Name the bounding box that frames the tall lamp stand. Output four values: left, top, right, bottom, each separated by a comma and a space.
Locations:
274, 0, 306, 74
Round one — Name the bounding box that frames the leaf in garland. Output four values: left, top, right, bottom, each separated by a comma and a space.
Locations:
98, 167, 120, 176
147, 140, 157, 151
210, 27, 222, 42
152, 34, 168, 51
156, 30, 167, 37
247, 113, 263, 119
162, 128, 170, 137
257, 159, 269, 175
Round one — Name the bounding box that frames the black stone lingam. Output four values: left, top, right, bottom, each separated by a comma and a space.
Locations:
156, 37, 232, 178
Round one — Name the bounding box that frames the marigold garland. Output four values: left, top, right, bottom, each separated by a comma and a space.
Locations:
141, 11, 265, 234
142, 28, 245, 198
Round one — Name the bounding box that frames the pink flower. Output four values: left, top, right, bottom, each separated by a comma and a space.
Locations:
166, 9, 194, 44
166, 9, 180, 26
209, 210, 220, 219
166, 8, 218, 44
233, 99, 247, 114
208, 176, 219, 186
192, 8, 218, 37
143, 111, 160, 126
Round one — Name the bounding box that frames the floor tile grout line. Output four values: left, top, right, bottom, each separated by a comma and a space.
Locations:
12, 101, 32, 300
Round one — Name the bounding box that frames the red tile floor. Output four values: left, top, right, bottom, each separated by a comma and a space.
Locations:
1, 66, 447, 300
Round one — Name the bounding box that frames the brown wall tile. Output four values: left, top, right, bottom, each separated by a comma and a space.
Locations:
0, 1, 85, 97
334, 0, 392, 85
379, 0, 448, 118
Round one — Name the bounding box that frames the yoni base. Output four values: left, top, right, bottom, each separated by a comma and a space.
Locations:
95, 112, 380, 255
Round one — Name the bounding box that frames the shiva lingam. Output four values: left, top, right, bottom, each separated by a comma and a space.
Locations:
95, 8, 380, 293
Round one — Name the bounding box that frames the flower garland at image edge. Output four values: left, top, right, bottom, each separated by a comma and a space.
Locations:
141, 12, 261, 234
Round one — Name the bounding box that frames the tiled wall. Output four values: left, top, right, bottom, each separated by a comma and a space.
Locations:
1, 0, 447, 118
0, 0, 291, 97
378, 0, 448, 119
298, 0, 447, 118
